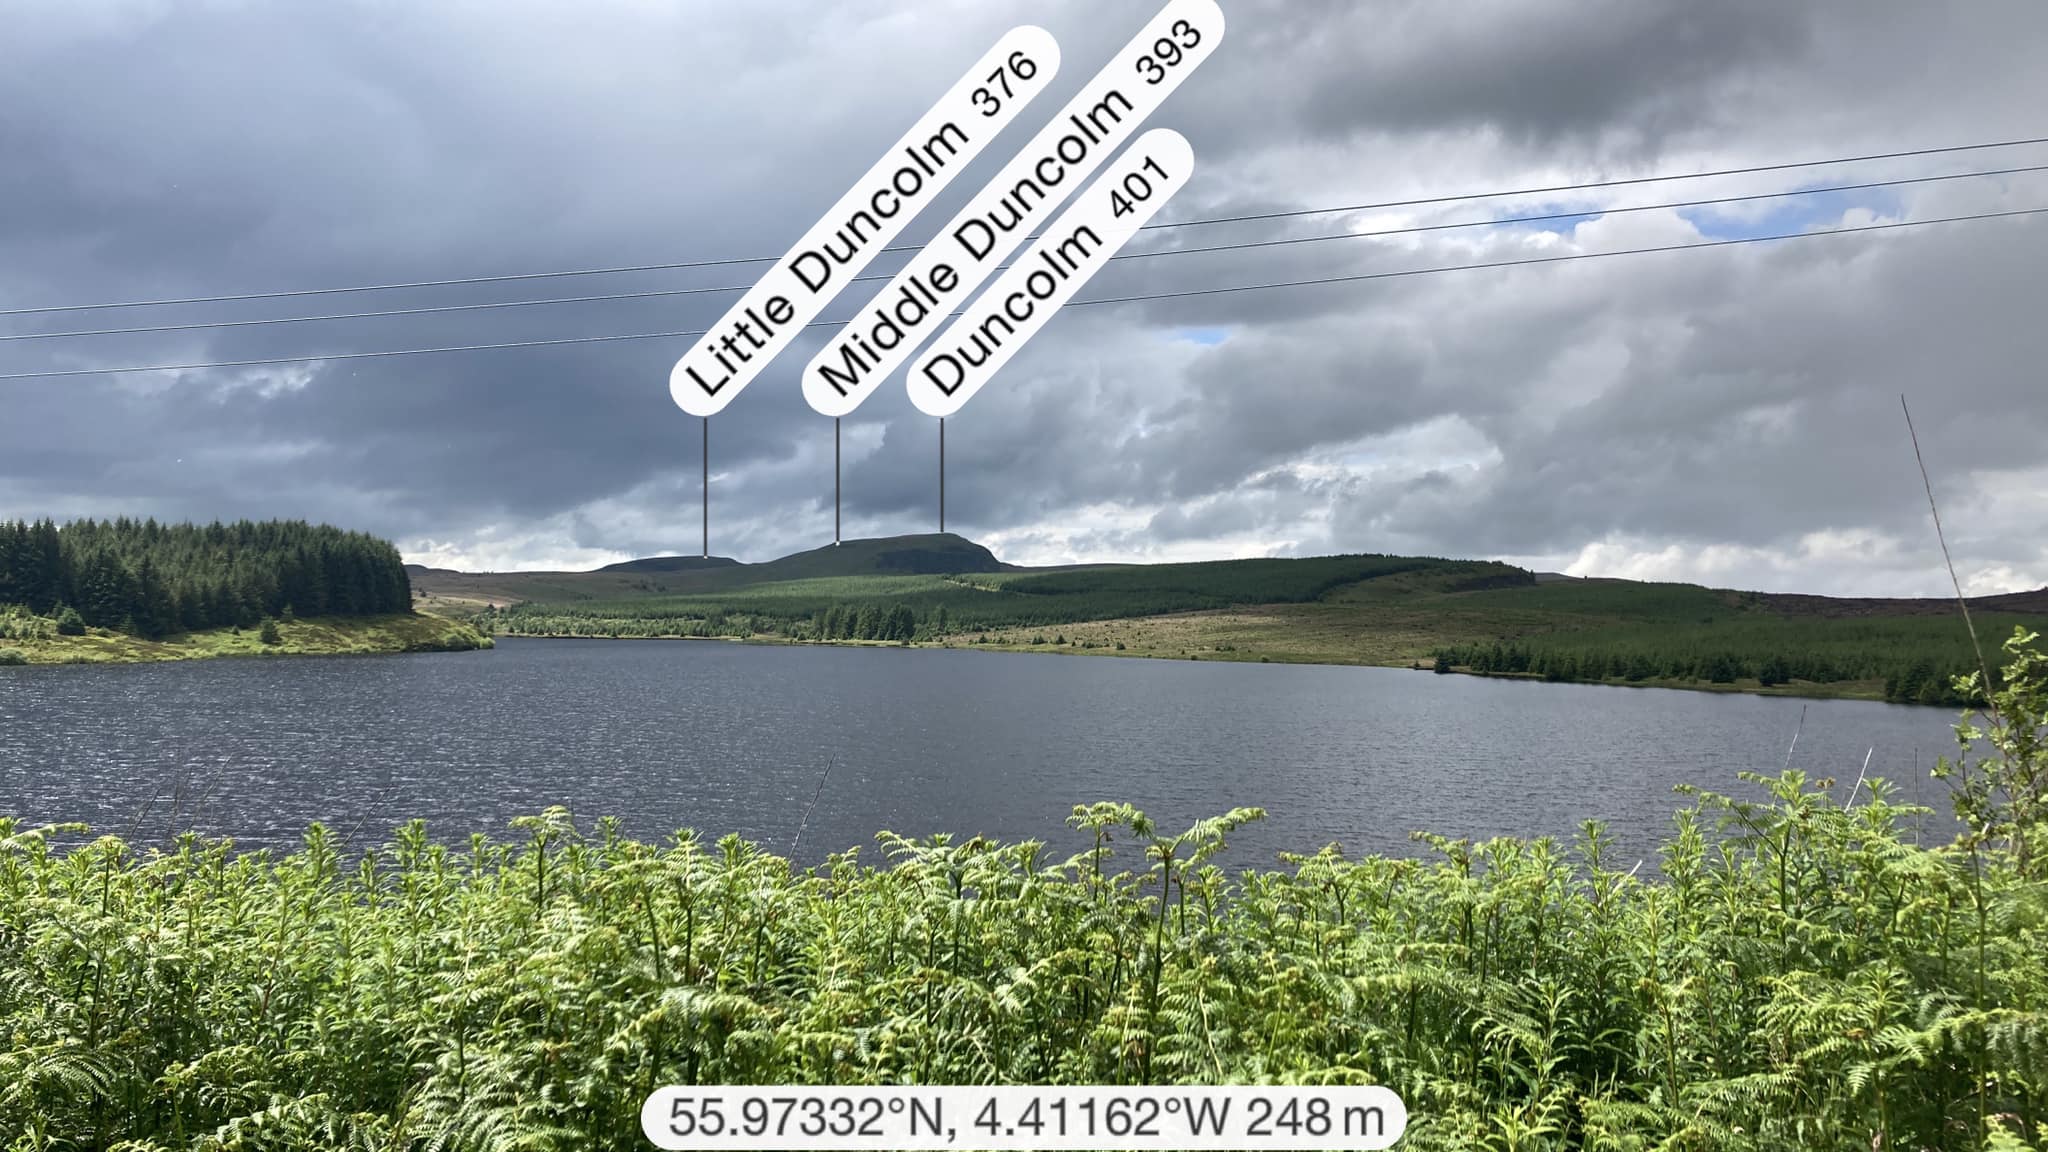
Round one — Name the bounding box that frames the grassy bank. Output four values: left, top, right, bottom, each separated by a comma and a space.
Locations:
0, 610, 490, 665
2, 630, 2044, 1150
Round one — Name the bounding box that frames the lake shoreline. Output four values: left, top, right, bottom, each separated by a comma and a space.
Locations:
1, 611, 491, 666
486, 629, 1920, 705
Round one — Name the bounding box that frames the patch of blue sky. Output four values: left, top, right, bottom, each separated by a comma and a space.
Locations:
1174, 326, 1231, 345
1472, 200, 1609, 238
1680, 184, 1905, 240
1449, 183, 1907, 244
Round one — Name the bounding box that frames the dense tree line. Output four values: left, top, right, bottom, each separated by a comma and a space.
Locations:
491, 610, 765, 640
494, 600, 955, 644
1882, 656, 1987, 706
0, 518, 411, 638
1433, 639, 1984, 705
811, 601, 930, 642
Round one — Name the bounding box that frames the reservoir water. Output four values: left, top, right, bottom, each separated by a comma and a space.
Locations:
0, 637, 1965, 867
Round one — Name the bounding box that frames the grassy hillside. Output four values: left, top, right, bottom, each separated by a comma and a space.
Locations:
954, 571, 2045, 699
1426, 579, 2048, 704
489, 553, 1505, 638
0, 609, 489, 665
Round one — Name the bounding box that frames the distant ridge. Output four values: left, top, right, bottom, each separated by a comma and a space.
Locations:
593, 534, 1006, 580
407, 533, 1013, 607
597, 555, 741, 574
752, 534, 1007, 580
408, 534, 2048, 621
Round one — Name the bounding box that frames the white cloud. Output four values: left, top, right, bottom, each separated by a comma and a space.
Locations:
401, 522, 634, 573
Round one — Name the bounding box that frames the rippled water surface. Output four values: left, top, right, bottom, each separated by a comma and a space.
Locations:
0, 638, 1963, 865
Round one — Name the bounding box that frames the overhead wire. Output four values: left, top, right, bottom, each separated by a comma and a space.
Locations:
1071, 206, 2048, 307
3, 134, 2045, 318
5, 162, 2043, 345
3, 204, 2040, 381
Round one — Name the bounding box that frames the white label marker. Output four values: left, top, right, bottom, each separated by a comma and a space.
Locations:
801, 0, 1226, 417
908, 129, 1194, 417
667, 26, 1061, 416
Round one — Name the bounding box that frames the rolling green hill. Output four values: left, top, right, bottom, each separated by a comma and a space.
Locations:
411, 534, 2048, 705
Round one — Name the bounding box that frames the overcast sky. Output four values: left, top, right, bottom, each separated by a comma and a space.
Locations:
3, 0, 2045, 595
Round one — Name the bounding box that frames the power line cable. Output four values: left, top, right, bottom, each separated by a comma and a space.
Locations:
1072, 206, 2048, 307
9, 163, 2042, 344
3, 134, 2045, 318
1140, 136, 2048, 229
1, 204, 2039, 382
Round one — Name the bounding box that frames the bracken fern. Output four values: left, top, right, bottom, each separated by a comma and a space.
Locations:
4, 627, 2046, 1150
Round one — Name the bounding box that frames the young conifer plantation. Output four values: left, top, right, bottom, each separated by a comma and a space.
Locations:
0, 519, 412, 638
0, 627, 2042, 1149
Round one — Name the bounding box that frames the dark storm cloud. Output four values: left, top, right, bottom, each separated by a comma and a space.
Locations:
2, 0, 2046, 592
1190, 0, 1811, 153
0, 0, 1025, 551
